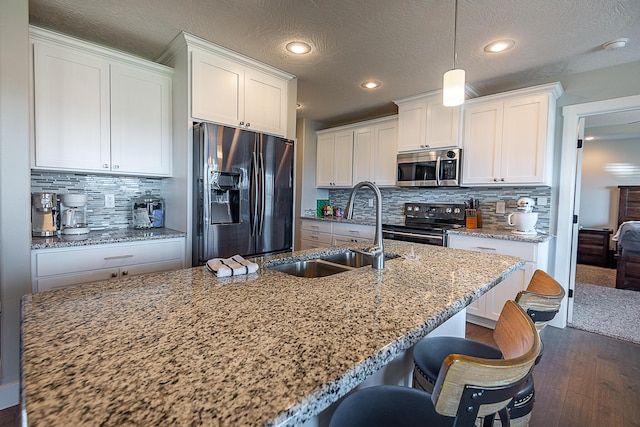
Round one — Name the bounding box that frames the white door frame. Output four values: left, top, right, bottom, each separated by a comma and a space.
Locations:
555, 94, 640, 328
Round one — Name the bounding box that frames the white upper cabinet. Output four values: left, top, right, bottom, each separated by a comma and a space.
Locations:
110, 64, 172, 175
352, 118, 398, 186
461, 82, 563, 187
32, 42, 112, 172
395, 91, 462, 152
191, 46, 290, 137
30, 27, 173, 177
316, 129, 354, 187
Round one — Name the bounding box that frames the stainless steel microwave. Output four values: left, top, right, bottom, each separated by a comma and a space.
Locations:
396, 148, 461, 187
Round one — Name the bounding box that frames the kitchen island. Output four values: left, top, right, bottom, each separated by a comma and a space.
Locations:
21, 240, 524, 426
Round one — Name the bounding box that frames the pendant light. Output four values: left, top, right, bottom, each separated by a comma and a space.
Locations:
443, 0, 465, 107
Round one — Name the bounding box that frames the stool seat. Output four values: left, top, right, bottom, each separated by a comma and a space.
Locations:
329, 385, 459, 427
413, 336, 502, 391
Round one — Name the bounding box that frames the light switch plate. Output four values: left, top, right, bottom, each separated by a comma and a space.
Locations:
496, 201, 506, 214
368, 198, 374, 208
105, 194, 115, 208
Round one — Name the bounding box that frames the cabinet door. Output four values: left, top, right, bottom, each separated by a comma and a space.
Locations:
374, 121, 399, 186
484, 262, 533, 321
33, 42, 111, 172
191, 49, 244, 126
316, 133, 336, 187
461, 101, 503, 185
332, 131, 354, 187
244, 69, 288, 136
501, 95, 548, 184
427, 99, 460, 149
353, 127, 375, 183
397, 98, 427, 152
110, 63, 172, 176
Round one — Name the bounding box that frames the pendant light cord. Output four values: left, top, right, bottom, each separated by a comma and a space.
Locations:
452, 0, 458, 70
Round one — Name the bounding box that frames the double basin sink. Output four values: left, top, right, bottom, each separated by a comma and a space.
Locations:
266, 249, 399, 278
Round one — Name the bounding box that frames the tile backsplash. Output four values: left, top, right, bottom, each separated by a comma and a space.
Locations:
31, 172, 163, 230
328, 186, 552, 233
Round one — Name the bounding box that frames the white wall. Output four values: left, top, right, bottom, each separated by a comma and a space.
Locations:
579, 138, 640, 230
0, 0, 31, 408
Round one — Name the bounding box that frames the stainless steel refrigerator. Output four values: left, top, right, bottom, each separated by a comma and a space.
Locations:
193, 123, 294, 265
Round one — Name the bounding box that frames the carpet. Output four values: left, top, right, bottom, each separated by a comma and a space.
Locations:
569, 282, 640, 344
575, 263, 616, 288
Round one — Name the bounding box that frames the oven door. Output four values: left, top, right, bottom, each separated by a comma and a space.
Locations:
382, 227, 445, 246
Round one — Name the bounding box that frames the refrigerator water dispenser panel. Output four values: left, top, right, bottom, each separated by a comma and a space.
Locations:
208, 170, 240, 224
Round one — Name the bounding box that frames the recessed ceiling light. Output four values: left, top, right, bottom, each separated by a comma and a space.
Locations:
286, 41, 311, 55
484, 39, 516, 53
361, 81, 381, 89
603, 38, 629, 51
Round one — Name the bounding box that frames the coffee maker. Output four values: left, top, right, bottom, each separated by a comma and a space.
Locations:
59, 193, 90, 235
32, 192, 57, 236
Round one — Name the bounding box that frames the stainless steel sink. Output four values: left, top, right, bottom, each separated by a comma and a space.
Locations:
319, 251, 398, 268
266, 259, 354, 278
265, 250, 399, 278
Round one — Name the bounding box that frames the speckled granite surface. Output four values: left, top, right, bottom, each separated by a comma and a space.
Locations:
21, 240, 524, 426
31, 228, 186, 249
448, 227, 554, 243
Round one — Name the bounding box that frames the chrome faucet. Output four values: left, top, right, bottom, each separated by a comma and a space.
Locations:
345, 181, 384, 269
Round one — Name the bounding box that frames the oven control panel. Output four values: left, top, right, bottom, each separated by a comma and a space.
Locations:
404, 203, 466, 221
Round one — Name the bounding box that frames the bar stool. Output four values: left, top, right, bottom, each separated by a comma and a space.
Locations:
329, 301, 541, 427
412, 270, 564, 427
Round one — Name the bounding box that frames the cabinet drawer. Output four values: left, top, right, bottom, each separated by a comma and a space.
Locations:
300, 229, 333, 245
34, 238, 184, 276
448, 235, 536, 261
301, 220, 332, 234
332, 222, 375, 239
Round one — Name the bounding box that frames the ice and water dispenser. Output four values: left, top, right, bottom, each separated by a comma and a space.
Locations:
208, 170, 240, 224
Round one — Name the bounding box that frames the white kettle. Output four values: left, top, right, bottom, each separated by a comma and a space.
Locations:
508, 197, 538, 234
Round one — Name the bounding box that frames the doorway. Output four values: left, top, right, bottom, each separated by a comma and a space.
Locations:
555, 94, 640, 328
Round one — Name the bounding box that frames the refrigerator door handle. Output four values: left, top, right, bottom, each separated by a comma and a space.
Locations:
251, 151, 259, 236
202, 125, 211, 261
259, 151, 266, 236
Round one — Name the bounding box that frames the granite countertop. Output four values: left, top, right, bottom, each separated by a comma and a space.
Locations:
448, 227, 554, 243
31, 227, 186, 249
21, 240, 524, 426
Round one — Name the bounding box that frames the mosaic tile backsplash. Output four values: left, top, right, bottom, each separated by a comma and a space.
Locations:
328, 186, 553, 233
31, 172, 164, 230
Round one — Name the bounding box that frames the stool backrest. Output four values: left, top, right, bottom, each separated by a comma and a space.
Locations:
431, 300, 540, 421
516, 269, 565, 330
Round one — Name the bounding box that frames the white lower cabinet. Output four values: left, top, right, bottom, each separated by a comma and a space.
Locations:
32, 238, 185, 292
299, 220, 375, 250
447, 234, 548, 328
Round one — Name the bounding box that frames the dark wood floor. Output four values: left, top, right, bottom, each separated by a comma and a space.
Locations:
467, 323, 640, 427
4, 325, 638, 427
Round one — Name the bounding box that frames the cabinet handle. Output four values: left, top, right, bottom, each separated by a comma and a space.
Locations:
103, 164, 109, 169
113, 164, 119, 169
104, 254, 134, 260
111, 272, 118, 278
121, 270, 129, 276
475, 246, 497, 251
245, 122, 251, 127
500, 178, 505, 182
493, 178, 498, 182
239, 121, 245, 126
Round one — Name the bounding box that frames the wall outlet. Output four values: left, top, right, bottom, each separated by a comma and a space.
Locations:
368, 198, 374, 208
496, 201, 506, 214
537, 197, 548, 206
105, 193, 115, 208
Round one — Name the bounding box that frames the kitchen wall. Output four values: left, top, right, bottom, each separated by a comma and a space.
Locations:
579, 137, 640, 231
328, 186, 552, 233
31, 172, 164, 230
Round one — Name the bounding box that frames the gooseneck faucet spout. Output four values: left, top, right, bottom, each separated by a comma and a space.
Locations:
345, 181, 384, 269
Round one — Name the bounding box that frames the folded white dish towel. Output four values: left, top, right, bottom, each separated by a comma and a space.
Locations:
206, 255, 259, 277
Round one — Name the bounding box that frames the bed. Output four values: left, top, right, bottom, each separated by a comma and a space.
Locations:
614, 186, 640, 290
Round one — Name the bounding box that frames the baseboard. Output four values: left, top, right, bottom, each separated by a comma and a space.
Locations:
0, 382, 19, 410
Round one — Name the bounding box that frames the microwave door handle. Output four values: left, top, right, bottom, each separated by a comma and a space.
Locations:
435, 157, 442, 186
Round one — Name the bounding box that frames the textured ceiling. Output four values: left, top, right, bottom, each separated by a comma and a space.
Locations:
29, 0, 640, 126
